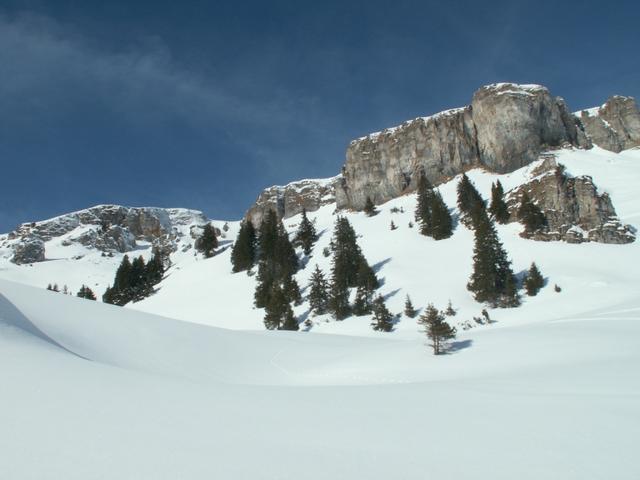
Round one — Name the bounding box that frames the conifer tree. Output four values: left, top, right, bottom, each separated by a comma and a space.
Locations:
364, 196, 378, 216
429, 191, 453, 240
371, 295, 394, 332
53, 283, 59, 292
294, 208, 318, 255
254, 209, 299, 311
46, 283, 53, 291
196, 223, 218, 258
415, 172, 434, 236
457, 173, 485, 225
390, 220, 397, 230
308, 265, 329, 315
489, 180, 510, 224
231, 220, 257, 273
444, 299, 456, 317
328, 217, 378, 319
524, 262, 544, 296
144, 253, 165, 287
76, 285, 97, 300
263, 284, 294, 330
518, 192, 546, 235
419, 304, 456, 355
404, 295, 417, 318
467, 208, 520, 307
283, 276, 302, 306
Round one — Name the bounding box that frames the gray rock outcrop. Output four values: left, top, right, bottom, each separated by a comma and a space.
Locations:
12, 236, 45, 264
336, 83, 591, 210
577, 96, 640, 152
505, 158, 634, 244
5, 205, 208, 262
246, 177, 338, 227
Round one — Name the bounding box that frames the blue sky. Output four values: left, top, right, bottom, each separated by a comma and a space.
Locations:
1, 0, 638, 230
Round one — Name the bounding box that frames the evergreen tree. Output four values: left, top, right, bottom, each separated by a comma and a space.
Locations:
254, 209, 299, 311
308, 265, 329, 315
415, 172, 434, 235
130, 255, 147, 301
457, 173, 485, 225
144, 253, 165, 287
518, 192, 546, 235
52, 283, 59, 292
444, 299, 456, 317
364, 196, 378, 216
489, 180, 510, 224
524, 262, 545, 296
328, 217, 379, 319
404, 295, 417, 318
76, 285, 97, 300
263, 284, 291, 330
429, 191, 453, 240
371, 295, 394, 332
467, 209, 520, 307
196, 223, 218, 258
283, 276, 302, 306
102, 285, 114, 304
390, 220, 397, 230
231, 220, 257, 273
294, 208, 318, 255
46, 283, 53, 291
418, 304, 456, 355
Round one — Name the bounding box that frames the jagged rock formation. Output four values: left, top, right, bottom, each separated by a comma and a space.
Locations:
11, 236, 45, 264
505, 157, 635, 244
3, 205, 208, 263
246, 177, 338, 227
336, 83, 591, 210
577, 96, 640, 152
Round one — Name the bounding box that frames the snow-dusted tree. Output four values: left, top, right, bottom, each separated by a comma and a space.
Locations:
419, 304, 456, 355
196, 223, 218, 258
264, 283, 296, 330
308, 265, 329, 315
467, 209, 520, 308
231, 220, 257, 273
518, 192, 546, 235
444, 299, 456, 317
404, 295, 417, 318
457, 173, 485, 226
76, 285, 97, 300
364, 196, 378, 216
489, 180, 510, 224
371, 295, 394, 332
524, 262, 544, 296
294, 208, 318, 255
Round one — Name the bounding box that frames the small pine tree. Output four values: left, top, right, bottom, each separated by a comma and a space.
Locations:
390, 220, 397, 230
419, 304, 456, 355
489, 180, 510, 224
518, 192, 546, 235
77, 285, 97, 300
308, 265, 329, 315
371, 295, 394, 332
429, 191, 453, 240
46, 283, 53, 291
457, 173, 485, 224
415, 172, 433, 235
196, 223, 218, 258
444, 300, 456, 317
554, 284, 562, 293
404, 295, 417, 318
364, 196, 377, 216
263, 284, 291, 330
524, 262, 544, 296
53, 283, 59, 292
294, 208, 318, 255
230, 220, 257, 273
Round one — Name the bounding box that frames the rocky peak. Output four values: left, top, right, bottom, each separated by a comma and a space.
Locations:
3, 205, 209, 264
577, 96, 640, 152
505, 157, 634, 244
245, 177, 338, 227
336, 82, 590, 211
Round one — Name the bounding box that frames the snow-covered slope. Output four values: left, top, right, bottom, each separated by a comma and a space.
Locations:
1, 146, 639, 340
1, 277, 639, 479
128, 146, 640, 338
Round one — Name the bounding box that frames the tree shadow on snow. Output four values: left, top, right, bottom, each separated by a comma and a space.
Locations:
446, 339, 473, 354
383, 288, 401, 302
372, 258, 392, 273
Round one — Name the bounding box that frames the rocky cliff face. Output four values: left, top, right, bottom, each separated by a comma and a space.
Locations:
336, 83, 591, 210
245, 177, 338, 227
3, 205, 208, 264
577, 96, 640, 152
505, 157, 634, 244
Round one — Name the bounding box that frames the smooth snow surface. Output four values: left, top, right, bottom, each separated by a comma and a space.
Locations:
1, 278, 639, 479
